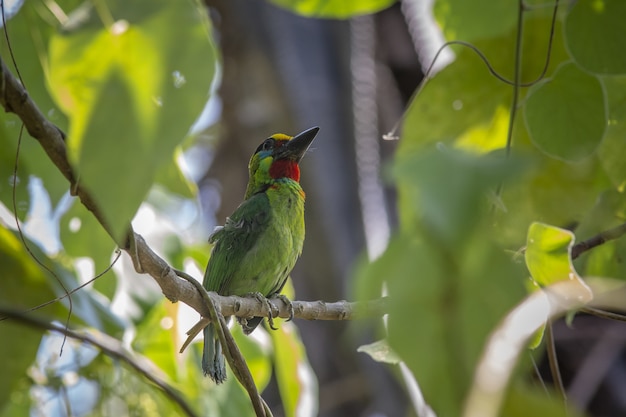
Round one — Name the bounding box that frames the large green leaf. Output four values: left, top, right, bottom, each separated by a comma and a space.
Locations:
598, 76, 626, 190
400, 14, 570, 157
565, 0, 626, 75
357, 148, 526, 417
524, 62, 607, 162
434, 0, 517, 42
268, 0, 394, 18
394, 146, 525, 246
0, 3, 71, 216
48, 0, 216, 242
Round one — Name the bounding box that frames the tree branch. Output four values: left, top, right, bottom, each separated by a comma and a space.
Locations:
571, 221, 626, 260
0, 55, 127, 247
0, 53, 389, 323
0, 307, 200, 417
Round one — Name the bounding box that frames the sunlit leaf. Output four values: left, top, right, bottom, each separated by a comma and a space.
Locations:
270, 322, 318, 417
434, 0, 517, 42
48, 0, 216, 242
132, 299, 179, 381
524, 62, 607, 162
268, 0, 394, 18
0, 3, 70, 214
525, 222, 580, 286
565, 0, 626, 75
357, 339, 401, 364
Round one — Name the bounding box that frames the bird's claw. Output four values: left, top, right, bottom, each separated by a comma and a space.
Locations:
270, 293, 294, 322
244, 292, 278, 330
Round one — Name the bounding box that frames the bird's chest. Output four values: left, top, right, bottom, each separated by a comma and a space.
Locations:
264, 186, 305, 255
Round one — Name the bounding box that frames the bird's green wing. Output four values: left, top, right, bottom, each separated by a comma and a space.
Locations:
203, 192, 271, 294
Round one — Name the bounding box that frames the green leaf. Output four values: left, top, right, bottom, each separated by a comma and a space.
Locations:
270, 323, 318, 417
0, 226, 62, 410
48, 0, 216, 242
267, 0, 394, 18
434, 0, 517, 42
524, 62, 607, 162
357, 339, 401, 364
154, 148, 197, 199
0, 4, 71, 215
394, 146, 525, 246
502, 382, 583, 417
565, 0, 626, 75
525, 222, 582, 286
132, 300, 179, 381
400, 14, 570, 157
368, 234, 525, 417
231, 326, 272, 392
576, 190, 626, 280
60, 198, 118, 298
598, 76, 626, 190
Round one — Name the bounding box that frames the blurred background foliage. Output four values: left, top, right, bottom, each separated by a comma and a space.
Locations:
1, 0, 626, 416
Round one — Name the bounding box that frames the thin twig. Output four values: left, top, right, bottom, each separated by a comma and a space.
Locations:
571, 222, 626, 260
0, 307, 200, 417
581, 307, 626, 322
545, 320, 567, 405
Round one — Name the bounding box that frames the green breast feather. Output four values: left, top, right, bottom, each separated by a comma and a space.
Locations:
203, 184, 305, 297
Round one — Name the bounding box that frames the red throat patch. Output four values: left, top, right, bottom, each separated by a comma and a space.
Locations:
269, 160, 300, 181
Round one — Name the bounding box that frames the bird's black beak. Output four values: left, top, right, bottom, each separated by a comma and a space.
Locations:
281, 126, 319, 162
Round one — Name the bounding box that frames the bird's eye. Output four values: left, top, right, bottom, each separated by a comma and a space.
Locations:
256, 138, 275, 153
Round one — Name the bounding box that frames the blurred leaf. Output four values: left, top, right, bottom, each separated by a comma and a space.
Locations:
0, 376, 31, 417
525, 222, 581, 286
372, 233, 525, 417
400, 14, 570, 156
524, 62, 606, 162
0, 3, 71, 215
434, 0, 517, 42
576, 189, 626, 280
270, 322, 318, 417
394, 146, 525, 246
0, 127, 29, 220
565, 0, 626, 75
598, 76, 626, 190
133, 299, 178, 381
60, 198, 118, 298
154, 148, 197, 199
268, 0, 394, 18
48, 0, 216, 242
232, 326, 272, 391
501, 382, 582, 417
0, 225, 61, 411
357, 339, 401, 364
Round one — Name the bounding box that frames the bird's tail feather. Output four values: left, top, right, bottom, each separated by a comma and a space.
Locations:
202, 323, 226, 383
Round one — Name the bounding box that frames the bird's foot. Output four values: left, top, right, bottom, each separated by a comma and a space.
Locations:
244, 292, 279, 330
270, 293, 294, 322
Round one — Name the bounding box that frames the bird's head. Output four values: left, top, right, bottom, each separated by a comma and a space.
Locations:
245, 126, 319, 197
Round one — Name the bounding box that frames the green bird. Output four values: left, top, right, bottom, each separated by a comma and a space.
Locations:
202, 126, 319, 384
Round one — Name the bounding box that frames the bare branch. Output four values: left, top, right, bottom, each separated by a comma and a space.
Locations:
571, 222, 626, 260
